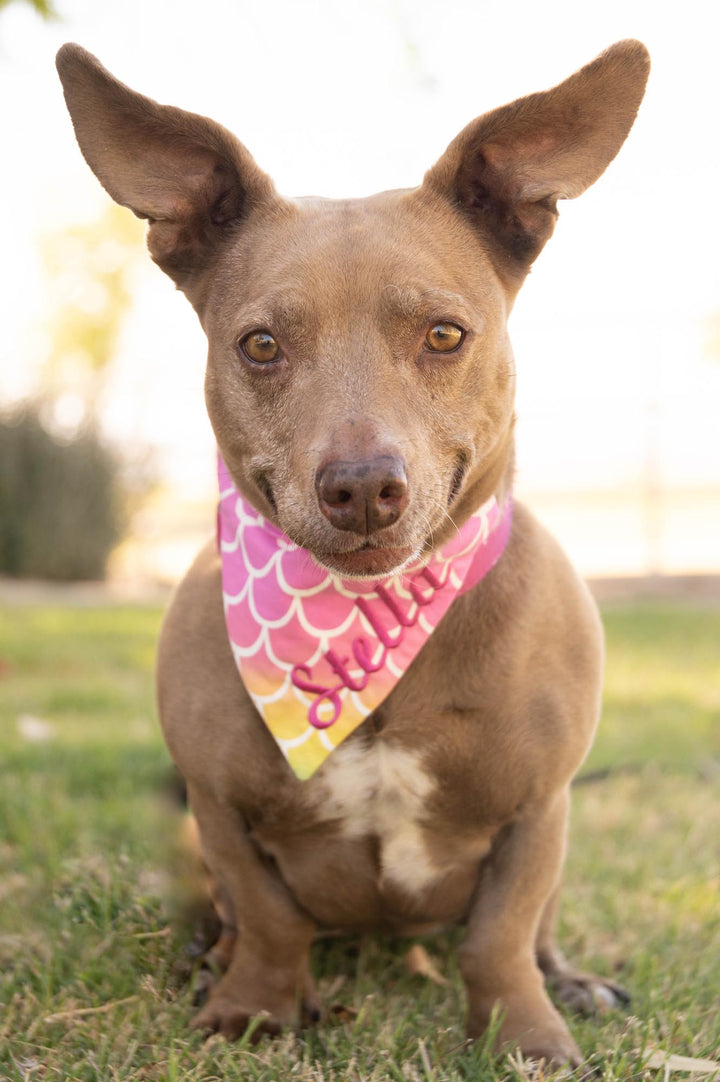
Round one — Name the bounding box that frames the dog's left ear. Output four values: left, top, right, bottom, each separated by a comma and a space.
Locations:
424, 40, 650, 279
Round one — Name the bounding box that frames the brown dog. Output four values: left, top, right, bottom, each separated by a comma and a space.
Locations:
57, 40, 649, 1066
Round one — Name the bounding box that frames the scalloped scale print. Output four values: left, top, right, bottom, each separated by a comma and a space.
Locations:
218, 457, 512, 779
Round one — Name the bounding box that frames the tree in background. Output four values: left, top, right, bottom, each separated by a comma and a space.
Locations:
0, 411, 121, 580
0, 204, 147, 581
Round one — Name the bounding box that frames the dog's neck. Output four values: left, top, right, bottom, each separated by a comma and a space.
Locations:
217, 456, 513, 778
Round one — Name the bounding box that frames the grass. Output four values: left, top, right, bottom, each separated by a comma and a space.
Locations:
0, 595, 718, 1081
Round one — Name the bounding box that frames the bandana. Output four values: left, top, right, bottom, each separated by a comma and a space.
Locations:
218, 457, 512, 779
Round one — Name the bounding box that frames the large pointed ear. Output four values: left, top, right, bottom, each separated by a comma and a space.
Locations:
423, 40, 650, 280
56, 44, 277, 290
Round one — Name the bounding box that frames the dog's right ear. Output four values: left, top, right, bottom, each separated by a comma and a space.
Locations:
56, 44, 276, 290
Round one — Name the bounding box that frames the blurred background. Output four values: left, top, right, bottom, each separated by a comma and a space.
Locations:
1, 0, 719, 588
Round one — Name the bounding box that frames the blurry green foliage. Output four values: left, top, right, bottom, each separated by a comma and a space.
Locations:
40, 203, 144, 416
0, 406, 122, 580
0, 0, 57, 17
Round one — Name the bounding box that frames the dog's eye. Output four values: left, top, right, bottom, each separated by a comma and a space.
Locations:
240, 331, 282, 364
425, 323, 464, 353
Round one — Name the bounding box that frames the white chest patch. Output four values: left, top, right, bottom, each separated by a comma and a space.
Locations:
316, 740, 440, 894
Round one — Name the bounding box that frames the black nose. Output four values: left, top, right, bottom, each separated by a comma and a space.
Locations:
316, 455, 409, 534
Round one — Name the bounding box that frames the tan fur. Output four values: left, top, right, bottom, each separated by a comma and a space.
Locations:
57, 39, 649, 1066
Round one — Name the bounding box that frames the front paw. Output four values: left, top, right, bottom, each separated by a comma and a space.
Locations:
192, 974, 321, 1041
467, 994, 582, 1070
514, 1035, 583, 1072
192, 997, 287, 1041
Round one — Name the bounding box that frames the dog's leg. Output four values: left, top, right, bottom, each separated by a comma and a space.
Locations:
187, 783, 318, 1040
190, 877, 237, 1005
459, 787, 582, 1067
536, 886, 630, 1015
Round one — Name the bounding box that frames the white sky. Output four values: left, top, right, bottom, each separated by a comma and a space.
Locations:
1, 0, 719, 510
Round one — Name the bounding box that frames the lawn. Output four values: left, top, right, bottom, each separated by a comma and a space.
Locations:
0, 595, 718, 1081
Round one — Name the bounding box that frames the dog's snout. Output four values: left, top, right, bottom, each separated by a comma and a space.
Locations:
316, 455, 409, 534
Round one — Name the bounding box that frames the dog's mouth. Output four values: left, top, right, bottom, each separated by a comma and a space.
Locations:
251, 472, 416, 577
255, 454, 469, 580
313, 542, 418, 580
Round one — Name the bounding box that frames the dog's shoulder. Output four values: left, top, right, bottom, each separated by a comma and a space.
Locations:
158, 538, 224, 667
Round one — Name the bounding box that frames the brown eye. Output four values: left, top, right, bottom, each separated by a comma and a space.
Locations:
425, 322, 464, 353
240, 331, 281, 364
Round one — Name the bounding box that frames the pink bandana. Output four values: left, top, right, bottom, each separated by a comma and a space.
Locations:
218, 457, 512, 779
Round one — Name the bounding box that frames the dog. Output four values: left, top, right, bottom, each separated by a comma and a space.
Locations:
57, 39, 649, 1067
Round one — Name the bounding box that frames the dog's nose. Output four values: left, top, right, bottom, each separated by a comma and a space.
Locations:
316, 455, 409, 534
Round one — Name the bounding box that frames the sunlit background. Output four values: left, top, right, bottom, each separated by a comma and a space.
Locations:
2, 0, 719, 585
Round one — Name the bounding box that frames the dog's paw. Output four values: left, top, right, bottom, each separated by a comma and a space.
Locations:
503, 1027, 584, 1073
190, 978, 321, 1041
519, 1036, 583, 1071
192, 998, 286, 1042
548, 973, 630, 1016
467, 994, 583, 1072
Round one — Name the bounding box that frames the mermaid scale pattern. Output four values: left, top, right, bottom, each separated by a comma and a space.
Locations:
218, 457, 512, 779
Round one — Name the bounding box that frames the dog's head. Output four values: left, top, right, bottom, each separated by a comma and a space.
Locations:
57, 42, 648, 577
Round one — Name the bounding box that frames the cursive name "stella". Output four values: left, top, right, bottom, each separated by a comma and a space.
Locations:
290, 566, 446, 729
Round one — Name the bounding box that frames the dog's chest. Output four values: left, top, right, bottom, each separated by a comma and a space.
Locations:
311, 740, 444, 894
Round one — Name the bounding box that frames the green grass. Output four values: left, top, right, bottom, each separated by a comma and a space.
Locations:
0, 597, 718, 1081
